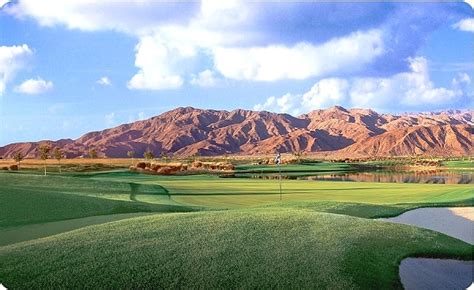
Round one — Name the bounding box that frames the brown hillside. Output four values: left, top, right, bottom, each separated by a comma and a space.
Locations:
0, 107, 472, 158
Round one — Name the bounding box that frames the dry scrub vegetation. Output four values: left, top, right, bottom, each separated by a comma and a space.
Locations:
130, 160, 235, 175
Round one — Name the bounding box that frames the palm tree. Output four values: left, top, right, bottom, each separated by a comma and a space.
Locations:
143, 149, 154, 161
127, 150, 135, 165
89, 149, 98, 159
160, 151, 168, 162
38, 145, 50, 176
53, 148, 64, 174
13, 152, 24, 170
293, 151, 303, 163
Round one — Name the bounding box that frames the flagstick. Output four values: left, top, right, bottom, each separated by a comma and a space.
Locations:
279, 162, 282, 201
275, 152, 282, 201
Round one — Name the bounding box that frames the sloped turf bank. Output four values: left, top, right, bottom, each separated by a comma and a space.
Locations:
258, 199, 474, 219
0, 209, 471, 289
0, 183, 198, 228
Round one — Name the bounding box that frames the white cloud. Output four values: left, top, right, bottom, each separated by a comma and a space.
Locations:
302, 79, 349, 109
452, 73, 471, 87
0, 44, 33, 95
138, 112, 146, 120
104, 112, 116, 127
349, 57, 462, 107
254, 96, 275, 111
5, 0, 198, 34
127, 34, 195, 90
452, 18, 474, 32
0, 0, 11, 8
15, 77, 53, 95
127, 111, 148, 123
96, 76, 112, 86
190, 69, 219, 87
7, 1, 390, 88
214, 29, 384, 81
464, 0, 474, 9
254, 93, 301, 115
254, 57, 468, 113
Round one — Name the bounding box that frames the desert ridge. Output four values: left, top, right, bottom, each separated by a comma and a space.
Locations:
0, 106, 472, 158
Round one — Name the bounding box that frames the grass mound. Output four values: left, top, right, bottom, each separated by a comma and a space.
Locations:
0, 173, 198, 228
0, 208, 471, 289
259, 200, 474, 219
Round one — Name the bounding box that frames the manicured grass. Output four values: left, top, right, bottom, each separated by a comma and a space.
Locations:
442, 160, 474, 169
1, 168, 472, 288
68, 171, 473, 208
0, 212, 155, 246
0, 172, 197, 228
134, 175, 473, 208
235, 162, 355, 173
2, 171, 472, 223
0, 207, 471, 289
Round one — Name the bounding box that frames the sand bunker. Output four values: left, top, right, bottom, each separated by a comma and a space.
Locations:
450, 207, 474, 221
399, 258, 473, 290
380, 207, 474, 244
382, 208, 473, 289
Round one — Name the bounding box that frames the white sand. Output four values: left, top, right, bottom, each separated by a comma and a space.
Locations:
380, 207, 474, 244
450, 207, 474, 221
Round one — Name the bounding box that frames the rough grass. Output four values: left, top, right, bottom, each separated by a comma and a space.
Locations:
0, 208, 471, 289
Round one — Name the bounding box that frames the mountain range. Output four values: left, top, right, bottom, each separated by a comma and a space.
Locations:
1, 106, 472, 158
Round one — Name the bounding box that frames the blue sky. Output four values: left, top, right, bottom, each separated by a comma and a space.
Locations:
0, 1, 473, 145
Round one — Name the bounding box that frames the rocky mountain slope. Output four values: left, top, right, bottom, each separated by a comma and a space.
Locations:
0, 106, 472, 158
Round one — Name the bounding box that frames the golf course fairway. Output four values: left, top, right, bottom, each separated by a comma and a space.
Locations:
1, 170, 473, 288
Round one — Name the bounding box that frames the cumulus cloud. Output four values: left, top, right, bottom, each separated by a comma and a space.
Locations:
5, 1, 388, 87
6, 1, 472, 90
127, 111, 148, 123
302, 79, 350, 109
190, 69, 219, 87
96, 76, 112, 86
15, 77, 53, 95
213, 30, 383, 81
127, 34, 196, 90
254, 57, 469, 113
453, 18, 474, 32
0, 44, 33, 95
5, 0, 199, 34
350, 57, 462, 107
254, 93, 301, 115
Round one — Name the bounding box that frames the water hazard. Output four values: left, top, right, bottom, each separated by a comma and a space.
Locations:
234, 170, 473, 184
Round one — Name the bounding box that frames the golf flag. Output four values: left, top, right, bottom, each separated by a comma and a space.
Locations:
275, 152, 281, 165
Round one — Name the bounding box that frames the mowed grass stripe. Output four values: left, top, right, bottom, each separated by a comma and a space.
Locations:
78, 171, 474, 207
0, 212, 157, 246
0, 173, 199, 228
154, 178, 473, 207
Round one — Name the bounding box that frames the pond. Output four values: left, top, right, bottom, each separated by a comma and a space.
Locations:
233, 170, 474, 184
